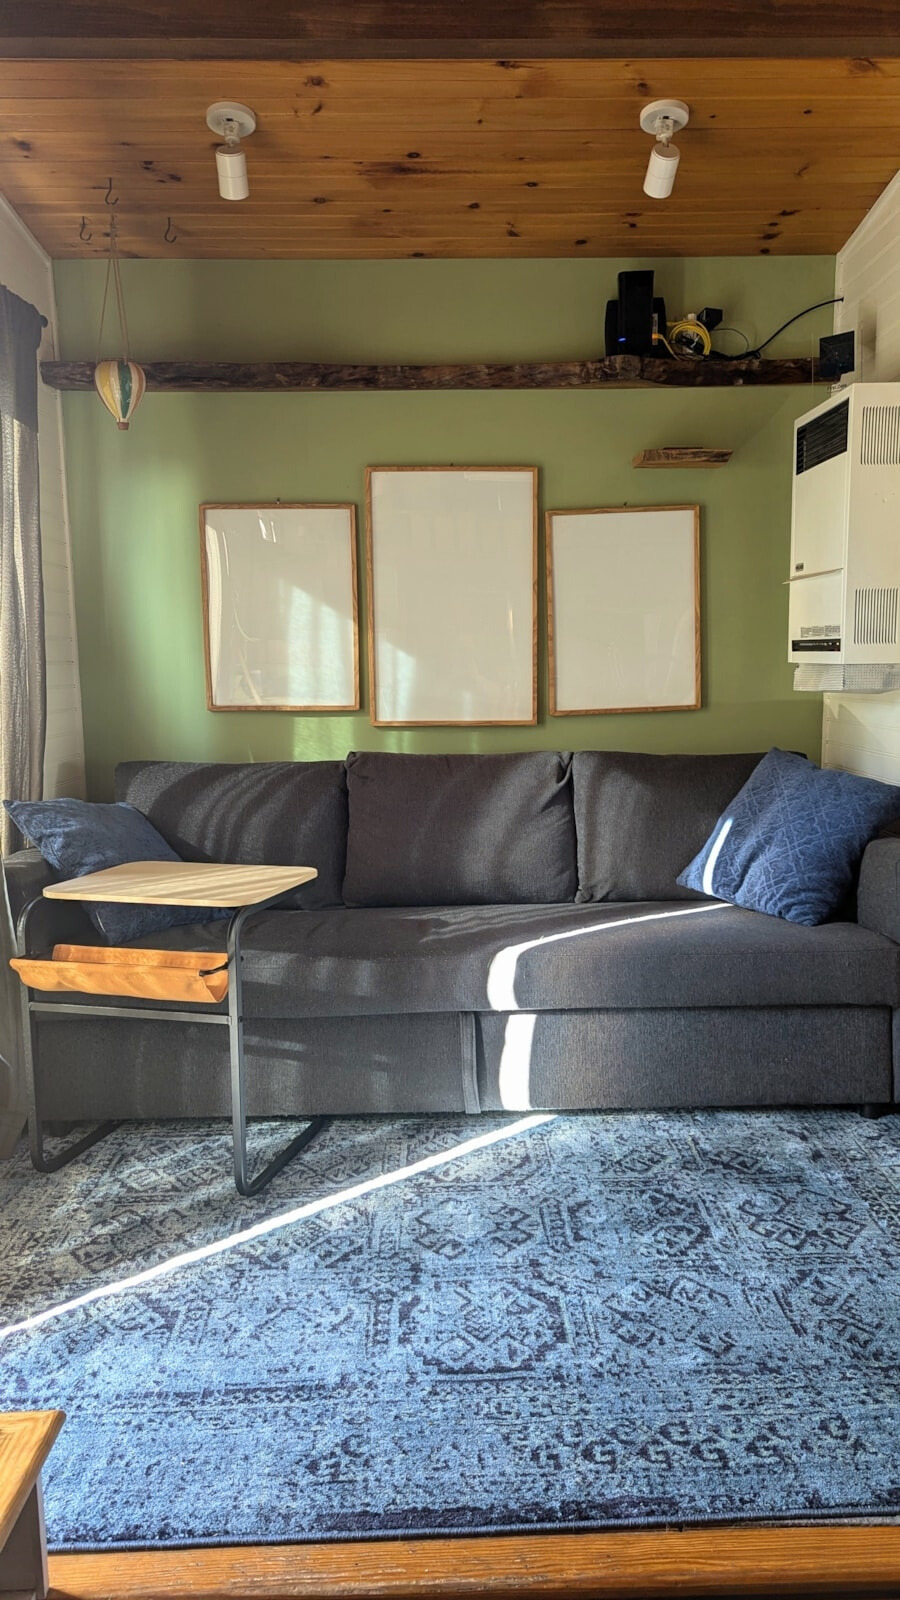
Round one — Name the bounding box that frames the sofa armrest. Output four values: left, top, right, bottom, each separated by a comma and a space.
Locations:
857, 838, 900, 945
2, 848, 97, 955
3, 848, 58, 925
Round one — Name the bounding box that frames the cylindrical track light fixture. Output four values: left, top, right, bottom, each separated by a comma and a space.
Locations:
639, 99, 689, 200
215, 144, 249, 201
643, 140, 681, 199
206, 101, 257, 201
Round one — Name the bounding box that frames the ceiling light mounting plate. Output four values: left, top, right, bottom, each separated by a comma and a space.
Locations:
206, 101, 257, 140
639, 99, 690, 137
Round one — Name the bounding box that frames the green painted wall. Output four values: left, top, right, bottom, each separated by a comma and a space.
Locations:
54, 257, 835, 797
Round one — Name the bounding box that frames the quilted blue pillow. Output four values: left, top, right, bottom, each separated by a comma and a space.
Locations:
4, 797, 228, 944
676, 748, 900, 926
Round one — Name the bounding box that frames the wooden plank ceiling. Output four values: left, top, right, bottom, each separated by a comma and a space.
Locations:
1, 56, 899, 259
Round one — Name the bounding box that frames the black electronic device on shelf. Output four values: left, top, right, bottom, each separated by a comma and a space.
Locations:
604, 270, 667, 356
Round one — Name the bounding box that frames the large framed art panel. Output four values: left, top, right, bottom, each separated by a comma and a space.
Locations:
200, 502, 359, 711
366, 467, 537, 726
547, 504, 700, 715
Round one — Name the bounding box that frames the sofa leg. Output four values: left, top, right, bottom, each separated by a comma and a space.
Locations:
859, 1102, 892, 1119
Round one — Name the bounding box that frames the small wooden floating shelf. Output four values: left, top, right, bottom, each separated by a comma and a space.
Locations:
41, 356, 821, 393
633, 447, 734, 468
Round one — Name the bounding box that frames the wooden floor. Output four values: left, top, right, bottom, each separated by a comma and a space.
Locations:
46, 1525, 900, 1598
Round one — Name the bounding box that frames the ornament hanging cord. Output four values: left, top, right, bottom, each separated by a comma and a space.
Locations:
96, 208, 131, 364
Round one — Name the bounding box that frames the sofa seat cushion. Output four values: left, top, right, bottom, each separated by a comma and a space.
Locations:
124, 899, 900, 1017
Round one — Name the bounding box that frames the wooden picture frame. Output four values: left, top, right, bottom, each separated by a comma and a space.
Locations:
199, 502, 359, 712
547, 504, 701, 715
366, 466, 538, 727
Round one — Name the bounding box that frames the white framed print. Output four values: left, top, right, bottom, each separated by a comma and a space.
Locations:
200, 502, 359, 711
366, 466, 538, 726
547, 504, 700, 715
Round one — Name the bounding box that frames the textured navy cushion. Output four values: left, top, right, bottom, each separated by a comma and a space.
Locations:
676, 748, 900, 925
4, 797, 227, 944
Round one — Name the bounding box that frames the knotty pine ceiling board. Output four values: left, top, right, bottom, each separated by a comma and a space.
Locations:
2, 57, 899, 259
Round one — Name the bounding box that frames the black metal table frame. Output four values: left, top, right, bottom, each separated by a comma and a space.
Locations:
16, 886, 328, 1197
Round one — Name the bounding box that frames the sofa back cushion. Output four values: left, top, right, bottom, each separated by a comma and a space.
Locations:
114, 761, 347, 908
342, 751, 577, 906
573, 750, 766, 903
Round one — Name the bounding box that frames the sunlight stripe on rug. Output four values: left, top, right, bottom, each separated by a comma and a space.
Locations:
0, 1112, 556, 1339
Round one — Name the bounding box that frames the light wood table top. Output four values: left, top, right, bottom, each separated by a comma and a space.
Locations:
44, 861, 318, 908
0, 1410, 64, 1556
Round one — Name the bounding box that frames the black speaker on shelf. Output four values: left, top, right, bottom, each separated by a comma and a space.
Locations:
617, 270, 655, 354
604, 270, 667, 356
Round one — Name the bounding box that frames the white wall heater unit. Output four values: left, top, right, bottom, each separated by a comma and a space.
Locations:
789, 382, 900, 691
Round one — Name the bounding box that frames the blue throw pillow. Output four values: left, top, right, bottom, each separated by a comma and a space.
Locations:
4, 797, 228, 944
676, 748, 900, 926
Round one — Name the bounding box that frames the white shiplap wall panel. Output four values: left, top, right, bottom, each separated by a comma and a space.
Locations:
834, 170, 900, 386
823, 695, 900, 785
823, 171, 900, 782
0, 194, 85, 798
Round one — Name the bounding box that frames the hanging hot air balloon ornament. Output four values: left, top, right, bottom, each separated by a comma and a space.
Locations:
93, 205, 146, 430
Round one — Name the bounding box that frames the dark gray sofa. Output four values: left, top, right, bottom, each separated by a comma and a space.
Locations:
5, 749, 900, 1122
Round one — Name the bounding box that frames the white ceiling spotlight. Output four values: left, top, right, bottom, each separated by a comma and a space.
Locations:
206, 101, 257, 201
639, 99, 690, 199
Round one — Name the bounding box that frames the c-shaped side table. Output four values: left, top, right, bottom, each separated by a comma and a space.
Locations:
18, 861, 327, 1196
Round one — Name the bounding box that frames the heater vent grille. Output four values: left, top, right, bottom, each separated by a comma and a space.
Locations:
854, 587, 899, 647
860, 404, 900, 465
796, 399, 849, 474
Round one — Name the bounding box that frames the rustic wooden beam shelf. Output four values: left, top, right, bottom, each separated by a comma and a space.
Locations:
633, 447, 734, 468
41, 356, 820, 393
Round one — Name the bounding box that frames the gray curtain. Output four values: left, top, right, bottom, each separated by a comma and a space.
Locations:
0, 283, 47, 1150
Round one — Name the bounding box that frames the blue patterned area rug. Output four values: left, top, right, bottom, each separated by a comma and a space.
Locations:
1, 1109, 899, 1550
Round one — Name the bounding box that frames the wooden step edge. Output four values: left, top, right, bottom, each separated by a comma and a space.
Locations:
47, 1523, 900, 1599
